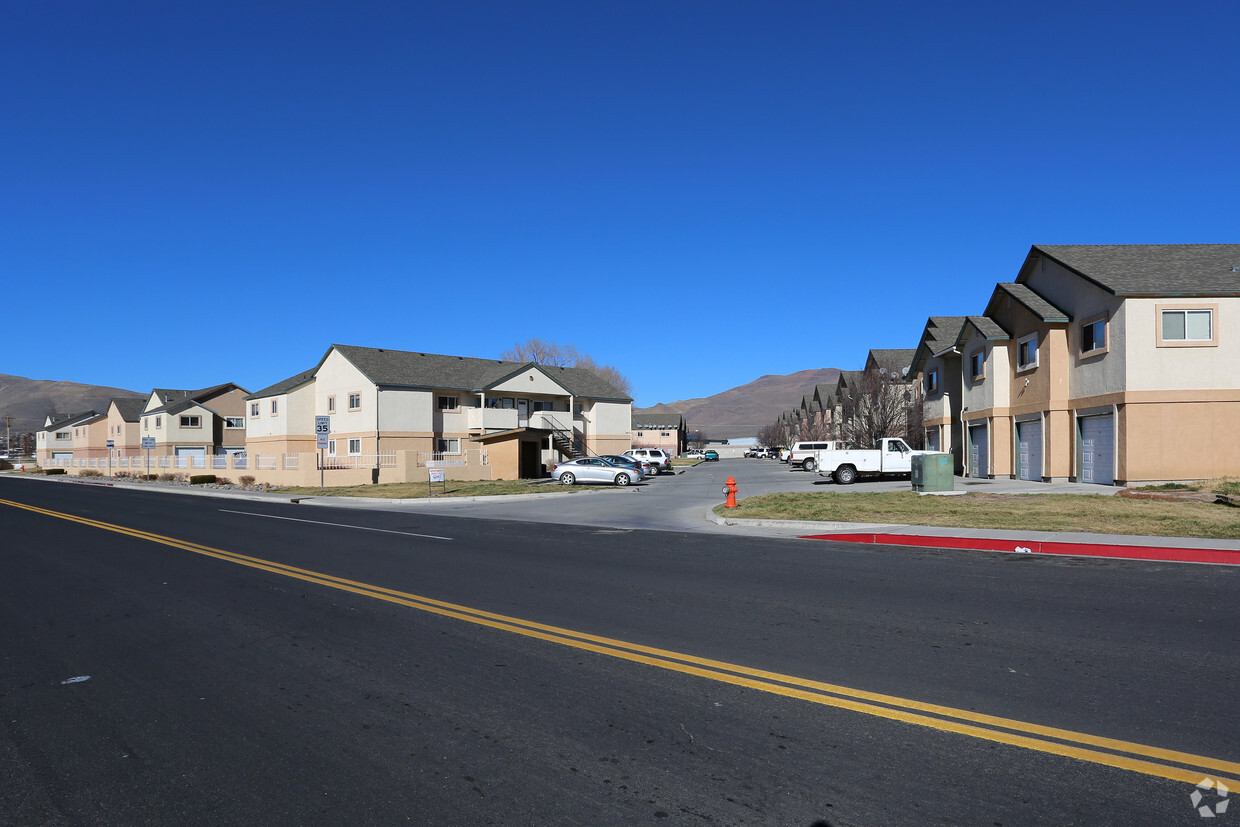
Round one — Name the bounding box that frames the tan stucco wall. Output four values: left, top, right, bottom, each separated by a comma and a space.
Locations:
1119, 399, 1240, 483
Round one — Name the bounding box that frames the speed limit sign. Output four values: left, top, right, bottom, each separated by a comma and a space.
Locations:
315, 415, 330, 449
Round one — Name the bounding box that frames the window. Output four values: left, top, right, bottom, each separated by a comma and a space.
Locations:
327, 396, 336, 413
180, 415, 201, 428
155, 416, 162, 429
348, 392, 361, 410
925, 369, 938, 394
970, 350, 985, 381
1080, 316, 1107, 355
1017, 334, 1038, 370
271, 399, 278, 415
143, 419, 148, 431
55, 432, 71, 441
1159, 306, 1216, 346
327, 439, 336, 456
438, 396, 459, 411
347, 438, 361, 455
225, 417, 244, 428
250, 402, 260, 417
501, 398, 515, 409
661, 431, 670, 437
637, 431, 644, 437
436, 438, 461, 454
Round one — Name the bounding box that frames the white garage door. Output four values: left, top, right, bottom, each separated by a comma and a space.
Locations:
1080, 415, 1115, 485
925, 428, 940, 452
1017, 420, 1043, 482
175, 446, 206, 457
968, 425, 988, 478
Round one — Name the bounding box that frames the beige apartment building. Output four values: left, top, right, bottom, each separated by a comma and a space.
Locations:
914, 244, 1240, 485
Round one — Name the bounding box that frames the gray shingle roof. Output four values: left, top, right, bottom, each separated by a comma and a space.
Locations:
329, 345, 631, 401
110, 398, 146, 422
145, 383, 244, 414
247, 369, 316, 401
631, 412, 685, 430
992, 283, 1069, 322
867, 348, 917, 376
38, 411, 98, 433
958, 315, 1010, 343
1029, 244, 1240, 296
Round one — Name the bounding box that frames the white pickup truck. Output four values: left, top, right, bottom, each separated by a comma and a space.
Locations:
814, 437, 930, 484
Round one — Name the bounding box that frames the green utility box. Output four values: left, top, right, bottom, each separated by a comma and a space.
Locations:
911, 452, 954, 492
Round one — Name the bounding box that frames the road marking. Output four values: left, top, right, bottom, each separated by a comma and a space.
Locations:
218, 509, 452, 541
4, 495, 1237, 787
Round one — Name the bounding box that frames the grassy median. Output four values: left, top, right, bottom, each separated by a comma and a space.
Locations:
275, 478, 596, 499
714, 490, 1240, 539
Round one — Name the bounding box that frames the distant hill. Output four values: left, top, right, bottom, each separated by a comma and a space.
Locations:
636, 368, 840, 440
0, 373, 144, 436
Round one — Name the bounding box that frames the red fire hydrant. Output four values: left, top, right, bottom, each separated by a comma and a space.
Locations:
723, 476, 738, 509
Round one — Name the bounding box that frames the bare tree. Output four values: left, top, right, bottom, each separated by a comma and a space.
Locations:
501, 338, 579, 366
838, 369, 918, 448
756, 422, 782, 448
502, 338, 634, 398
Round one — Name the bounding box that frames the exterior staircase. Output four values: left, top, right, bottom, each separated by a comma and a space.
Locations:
551, 429, 586, 459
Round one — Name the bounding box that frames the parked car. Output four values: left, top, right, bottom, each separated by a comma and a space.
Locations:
624, 448, 672, 475
704, 449, 719, 461
683, 450, 706, 460
551, 457, 639, 486
601, 454, 653, 479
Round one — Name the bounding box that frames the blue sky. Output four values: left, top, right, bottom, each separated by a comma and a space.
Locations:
4, 1, 1237, 408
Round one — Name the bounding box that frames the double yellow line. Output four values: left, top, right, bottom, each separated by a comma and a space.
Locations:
5, 496, 1236, 787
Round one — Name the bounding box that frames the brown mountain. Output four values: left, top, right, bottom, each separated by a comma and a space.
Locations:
0, 373, 144, 436
637, 368, 840, 439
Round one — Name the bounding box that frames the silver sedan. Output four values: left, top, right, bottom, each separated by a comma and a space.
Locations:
552, 457, 639, 486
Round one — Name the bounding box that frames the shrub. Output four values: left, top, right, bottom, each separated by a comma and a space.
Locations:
79, 469, 104, 478
157, 472, 182, 483
189, 474, 217, 485
239, 475, 255, 486
215, 477, 230, 486
114, 471, 130, 479
44, 468, 66, 475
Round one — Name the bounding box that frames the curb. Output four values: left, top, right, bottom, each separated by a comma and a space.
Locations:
803, 532, 1240, 566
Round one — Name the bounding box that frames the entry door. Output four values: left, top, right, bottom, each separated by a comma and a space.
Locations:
1080, 415, 1115, 485
517, 399, 529, 427
1017, 421, 1043, 481
968, 425, 988, 478
925, 428, 940, 452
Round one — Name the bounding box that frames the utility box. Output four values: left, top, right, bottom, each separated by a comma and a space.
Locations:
912, 452, 954, 492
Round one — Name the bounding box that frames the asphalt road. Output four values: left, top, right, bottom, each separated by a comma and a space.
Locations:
2, 475, 1237, 824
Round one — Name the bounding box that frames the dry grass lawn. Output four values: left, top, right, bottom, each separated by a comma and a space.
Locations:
715, 491, 1240, 539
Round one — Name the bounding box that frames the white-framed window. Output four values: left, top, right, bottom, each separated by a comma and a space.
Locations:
661, 431, 670, 437
1158, 305, 1215, 346
270, 399, 278, 415
155, 416, 162, 429
1017, 333, 1038, 370
250, 402, 260, 417
436, 438, 461, 454
225, 417, 244, 428
970, 350, 985, 381
1080, 316, 1108, 355
501, 398, 515, 409
438, 395, 459, 411
348, 392, 361, 410
327, 439, 336, 456
180, 415, 201, 428
347, 438, 361, 455
327, 395, 336, 413
925, 369, 939, 394
55, 432, 71, 441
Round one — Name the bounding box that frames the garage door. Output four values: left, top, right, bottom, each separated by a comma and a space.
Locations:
1017, 420, 1043, 482
925, 428, 940, 452
174, 446, 206, 457
968, 424, 988, 478
1080, 415, 1114, 485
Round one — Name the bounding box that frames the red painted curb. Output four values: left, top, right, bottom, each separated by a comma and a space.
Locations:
801, 532, 1240, 566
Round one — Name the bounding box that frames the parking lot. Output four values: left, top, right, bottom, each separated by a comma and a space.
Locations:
309, 456, 1121, 535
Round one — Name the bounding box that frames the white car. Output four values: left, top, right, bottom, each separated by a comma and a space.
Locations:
624, 448, 672, 474
683, 450, 706, 459
551, 457, 638, 486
